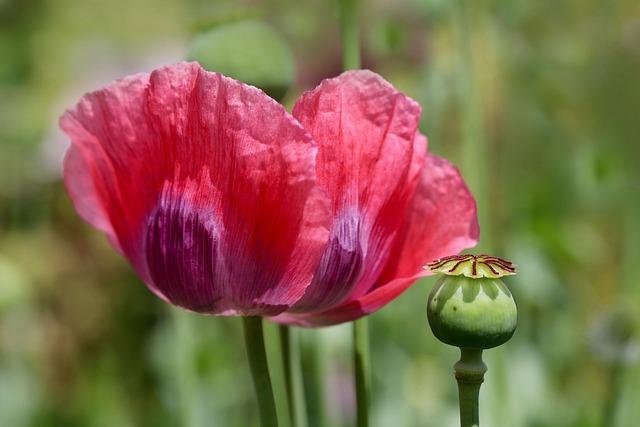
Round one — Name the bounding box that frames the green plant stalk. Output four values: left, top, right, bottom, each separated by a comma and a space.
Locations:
451, 0, 491, 251
279, 325, 308, 427
264, 321, 292, 427
279, 325, 295, 425
172, 309, 197, 427
603, 362, 623, 427
304, 332, 329, 427
338, 0, 360, 70
243, 316, 279, 427
451, 4, 510, 425
337, 0, 370, 425
610, 203, 640, 426
353, 318, 371, 427
454, 348, 487, 427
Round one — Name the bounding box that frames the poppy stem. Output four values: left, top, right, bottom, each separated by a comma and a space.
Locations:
452, 0, 491, 250
279, 325, 308, 427
338, 0, 361, 69
454, 348, 487, 427
305, 332, 329, 427
602, 362, 623, 427
338, 0, 370, 425
243, 316, 279, 427
279, 326, 295, 423
353, 318, 371, 427
172, 309, 197, 427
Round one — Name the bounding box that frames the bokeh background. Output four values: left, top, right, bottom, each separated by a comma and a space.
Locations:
1, 0, 639, 426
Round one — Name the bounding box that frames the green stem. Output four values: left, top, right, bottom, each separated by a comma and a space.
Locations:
243, 316, 279, 427
602, 363, 623, 427
337, 0, 370, 424
452, 0, 491, 251
304, 333, 329, 427
279, 325, 308, 427
353, 318, 371, 427
280, 326, 295, 424
172, 309, 197, 427
454, 348, 487, 427
338, 0, 361, 69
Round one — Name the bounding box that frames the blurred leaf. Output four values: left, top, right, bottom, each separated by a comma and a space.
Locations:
187, 20, 295, 101
0, 255, 30, 309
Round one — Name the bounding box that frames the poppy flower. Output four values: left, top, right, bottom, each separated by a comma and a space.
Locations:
61, 62, 478, 325
61, 62, 329, 316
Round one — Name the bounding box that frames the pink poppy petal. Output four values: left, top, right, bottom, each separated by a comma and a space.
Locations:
378, 153, 479, 283
61, 62, 328, 315
289, 70, 424, 311
63, 145, 115, 239
270, 274, 419, 327
272, 153, 478, 326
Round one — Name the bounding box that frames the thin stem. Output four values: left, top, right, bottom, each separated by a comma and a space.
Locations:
338, 0, 361, 69
454, 348, 487, 427
338, 1, 369, 424
452, 0, 491, 251
171, 309, 197, 427
603, 363, 623, 427
280, 326, 295, 424
353, 318, 371, 427
304, 333, 329, 427
279, 325, 308, 427
243, 316, 279, 427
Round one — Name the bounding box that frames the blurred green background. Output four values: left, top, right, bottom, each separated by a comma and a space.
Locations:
1, 0, 639, 426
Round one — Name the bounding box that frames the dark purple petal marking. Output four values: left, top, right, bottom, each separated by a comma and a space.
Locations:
290, 209, 364, 312
144, 177, 299, 316
145, 185, 223, 312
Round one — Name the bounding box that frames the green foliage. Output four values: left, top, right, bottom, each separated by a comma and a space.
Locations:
187, 20, 296, 101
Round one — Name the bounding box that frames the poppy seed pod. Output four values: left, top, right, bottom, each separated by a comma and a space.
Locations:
426, 255, 517, 349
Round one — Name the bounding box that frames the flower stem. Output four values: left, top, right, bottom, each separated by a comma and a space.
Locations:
279, 325, 308, 427
337, 1, 370, 424
353, 318, 371, 427
454, 348, 487, 427
338, 0, 361, 69
451, 0, 492, 251
602, 362, 623, 427
172, 309, 197, 427
243, 316, 279, 427
305, 333, 329, 427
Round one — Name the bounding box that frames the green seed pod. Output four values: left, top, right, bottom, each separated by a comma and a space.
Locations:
426, 255, 517, 350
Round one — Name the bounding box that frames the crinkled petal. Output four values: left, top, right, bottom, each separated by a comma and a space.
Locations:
61, 62, 329, 315
288, 70, 424, 312
273, 153, 478, 326
271, 275, 418, 327
63, 144, 115, 241
378, 153, 479, 281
